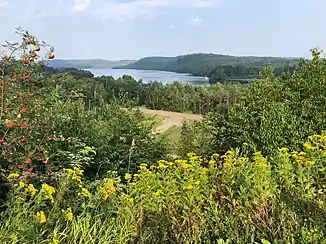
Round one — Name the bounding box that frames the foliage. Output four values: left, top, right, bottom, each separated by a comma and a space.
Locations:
1, 133, 326, 243
115, 53, 299, 80
188, 49, 326, 157
0, 29, 169, 186
97, 75, 247, 114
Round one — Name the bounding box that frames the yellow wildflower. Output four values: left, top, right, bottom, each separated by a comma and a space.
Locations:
26, 184, 38, 197
99, 178, 116, 200
209, 160, 215, 166
212, 153, 220, 159
19, 181, 26, 189
125, 173, 132, 181
194, 181, 200, 185
65, 208, 74, 221
37, 211, 47, 223
80, 188, 91, 198
202, 167, 208, 173
74, 167, 83, 176
185, 185, 193, 190
166, 161, 174, 166
180, 163, 192, 169
303, 142, 314, 150
64, 168, 83, 185
127, 197, 134, 203
140, 163, 148, 171
42, 183, 55, 203
53, 233, 59, 244
187, 152, 196, 158
279, 147, 289, 153
158, 162, 168, 170
154, 190, 163, 197
7, 173, 20, 179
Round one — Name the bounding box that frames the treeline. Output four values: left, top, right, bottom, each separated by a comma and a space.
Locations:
180, 48, 326, 157
116, 53, 300, 80
41, 66, 94, 79
95, 75, 247, 114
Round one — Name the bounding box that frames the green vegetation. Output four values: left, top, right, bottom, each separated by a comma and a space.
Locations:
115, 53, 300, 81
48, 59, 135, 69
1, 29, 326, 243
97, 75, 246, 114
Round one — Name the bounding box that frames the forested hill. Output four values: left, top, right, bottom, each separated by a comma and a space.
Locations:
114, 53, 300, 79
47, 59, 135, 69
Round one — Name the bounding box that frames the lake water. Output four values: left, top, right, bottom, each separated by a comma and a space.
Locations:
86, 68, 209, 85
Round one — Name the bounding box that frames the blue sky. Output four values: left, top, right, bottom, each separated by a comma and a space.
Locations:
0, 0, 326, 60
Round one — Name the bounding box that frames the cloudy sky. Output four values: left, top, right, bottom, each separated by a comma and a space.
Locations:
0, 0, 325, 60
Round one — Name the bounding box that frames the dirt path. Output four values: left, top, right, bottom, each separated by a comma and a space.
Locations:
140, 108, 202, 132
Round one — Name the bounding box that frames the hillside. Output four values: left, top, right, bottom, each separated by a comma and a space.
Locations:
47, 59, 135, 69
114, 53, 300, 79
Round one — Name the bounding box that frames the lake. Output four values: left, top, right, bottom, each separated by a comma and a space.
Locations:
86, 68, 209, 85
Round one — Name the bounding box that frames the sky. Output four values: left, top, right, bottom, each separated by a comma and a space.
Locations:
0, 0, 326, 60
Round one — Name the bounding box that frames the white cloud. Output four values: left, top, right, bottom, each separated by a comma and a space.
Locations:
79, 0, 220, 21
72, 0, 91, 12
191, 0, 218, 7
169, 24, 176, 29
188, 16, 203, 26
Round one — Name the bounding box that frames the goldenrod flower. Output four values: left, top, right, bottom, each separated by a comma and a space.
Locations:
64, 167, 83, 185
7, 173, 20, 179
166, 161, 174, 166
125, 173, 132, 181
127, 197, 134, 203
80, 188, 91, 198
154, 190, 162, 197
303, 142, 314, 150
185, 185, 194, 190
140, 163, 148, 171
37, 211, 47, 223
27, 184, 38, 197
62, 208, 74, 221
158, 162, 168, 170
99, 178, 116, 200
208, 160, 215, 166
53, 233, 59, 244
19, 181, 26, 189
42, 183, 55, 203
180, 163, 192, 169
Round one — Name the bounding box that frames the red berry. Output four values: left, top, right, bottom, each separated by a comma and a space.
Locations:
20, 124, 28, 130
7, 121, 16, 128
27, 167, 33, 172
20, 107, 28, 113
29, 53, 37, 58
0, 139, 4, 143
35, 46, 41, 51
49, 53, 55, 59
23, 75, 30, 80
17, 165, 24, 170
18, 138, 26, 143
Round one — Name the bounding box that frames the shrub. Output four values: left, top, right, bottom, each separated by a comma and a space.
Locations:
1, 133, 326, 243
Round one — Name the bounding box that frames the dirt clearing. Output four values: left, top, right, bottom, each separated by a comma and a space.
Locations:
140, 108, 202, 132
